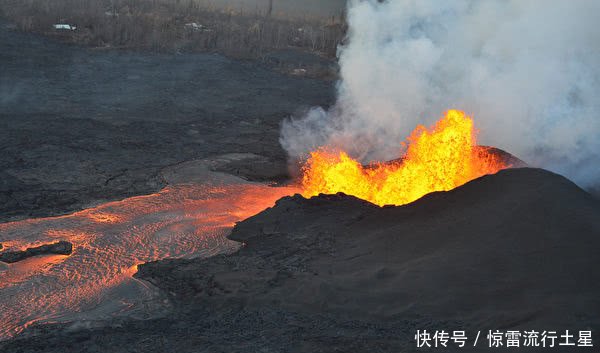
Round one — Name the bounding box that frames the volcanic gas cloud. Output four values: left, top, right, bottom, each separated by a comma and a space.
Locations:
281, 1, 600, 189
300, 110, 507, 206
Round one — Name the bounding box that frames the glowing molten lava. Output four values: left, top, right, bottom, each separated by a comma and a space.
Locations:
0, 182, 299, 339
301, 110, 507, 206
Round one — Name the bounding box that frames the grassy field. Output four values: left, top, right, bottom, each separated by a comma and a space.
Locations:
0, 0, 345, 58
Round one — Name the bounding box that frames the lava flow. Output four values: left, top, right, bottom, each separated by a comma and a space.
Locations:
301, 110, 508, 206
0, 181, 298, 339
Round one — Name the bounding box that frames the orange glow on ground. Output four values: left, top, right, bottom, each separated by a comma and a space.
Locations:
301, 110, 507, 206
84, 212, 125, 224
0, 182, 299, 339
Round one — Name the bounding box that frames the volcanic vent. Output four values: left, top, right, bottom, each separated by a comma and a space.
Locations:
300, 110, 518, 206
109, 168, 600, 353
0, 106, 523, 341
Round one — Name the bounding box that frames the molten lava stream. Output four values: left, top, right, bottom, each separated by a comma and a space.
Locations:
301, 110, 508, 206
0, 182, 298, 339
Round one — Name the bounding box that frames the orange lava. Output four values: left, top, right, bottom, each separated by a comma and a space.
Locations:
301, 110, 507, 206
84, 212, 125, 224
0, 182, 299, 339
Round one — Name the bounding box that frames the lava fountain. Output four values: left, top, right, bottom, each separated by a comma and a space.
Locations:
301, 110, 508, 206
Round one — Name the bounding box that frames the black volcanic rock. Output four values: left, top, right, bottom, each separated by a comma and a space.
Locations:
0, 241, 73, 263
477, 145, 527, 167
2, 168, 599, 352
139, 168, 600, 327
0, 24, 335, 223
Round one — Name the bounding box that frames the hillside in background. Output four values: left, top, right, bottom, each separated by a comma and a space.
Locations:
0, 0, 346, 58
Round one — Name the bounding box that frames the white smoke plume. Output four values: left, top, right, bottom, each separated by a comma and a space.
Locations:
280, 0, 600, 187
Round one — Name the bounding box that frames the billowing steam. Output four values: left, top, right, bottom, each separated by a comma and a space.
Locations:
280, 0, 600, 187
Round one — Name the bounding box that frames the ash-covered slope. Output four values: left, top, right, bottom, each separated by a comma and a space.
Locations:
2, 168, 599, 352
137, 168, 599, 350
143, 167, 599, 325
